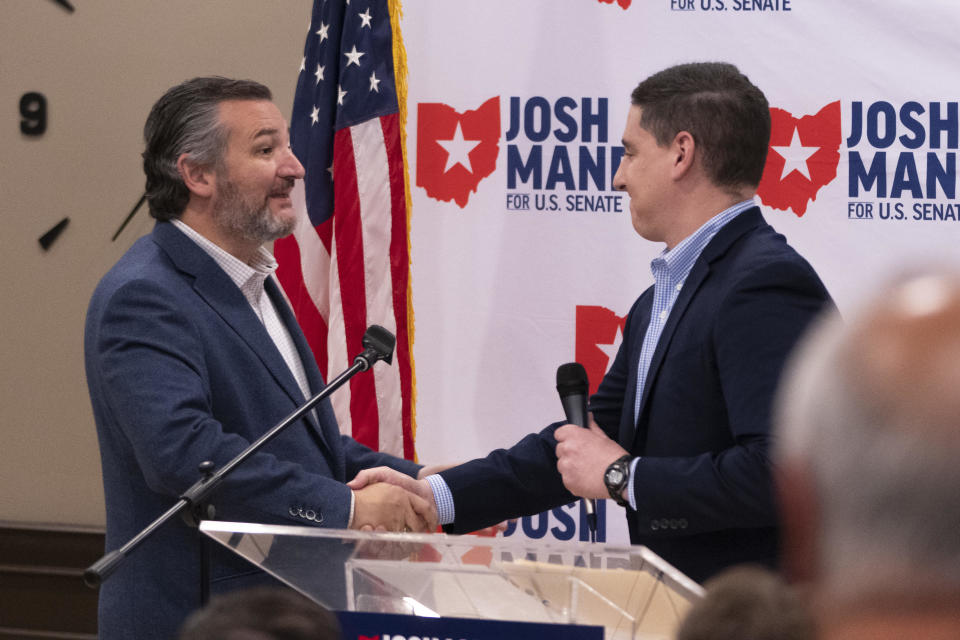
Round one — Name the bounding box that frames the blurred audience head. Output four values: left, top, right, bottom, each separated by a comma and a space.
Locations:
676, 565, 814, 640
179, 586, 341, 640
775, 272, 960, 634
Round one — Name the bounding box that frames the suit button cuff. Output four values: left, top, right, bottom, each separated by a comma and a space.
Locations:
289, 505, 325, 524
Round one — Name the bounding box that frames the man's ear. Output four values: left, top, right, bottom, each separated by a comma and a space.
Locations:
176, 153, 216, 198
670, 131, 696, 179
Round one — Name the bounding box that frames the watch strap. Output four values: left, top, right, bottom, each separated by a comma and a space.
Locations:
605, 454, 632, 507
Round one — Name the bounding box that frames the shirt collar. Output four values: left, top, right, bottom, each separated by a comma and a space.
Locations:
652, 199, 755, 286
170, 219, 278, 293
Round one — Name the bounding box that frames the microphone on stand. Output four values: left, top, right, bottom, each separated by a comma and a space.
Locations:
354, 324, 395, 370
556, 362, 598, 542
84, 325, 396, 589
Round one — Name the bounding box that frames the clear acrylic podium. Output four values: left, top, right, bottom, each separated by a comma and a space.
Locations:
200, 521, 703, 640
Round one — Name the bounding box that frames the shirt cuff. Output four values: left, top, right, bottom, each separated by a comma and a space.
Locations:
627, 457, 640, 511
347, 489, 356, 529
426, 474, 456, 525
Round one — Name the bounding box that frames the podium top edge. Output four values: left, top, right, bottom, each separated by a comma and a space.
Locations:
198, 520, 705, 598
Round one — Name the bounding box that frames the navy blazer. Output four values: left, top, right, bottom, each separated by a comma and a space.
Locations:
85, 221, 421, 639
439, 208, 833, 583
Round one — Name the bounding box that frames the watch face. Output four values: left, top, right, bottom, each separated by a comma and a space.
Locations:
606, 468, 624, 485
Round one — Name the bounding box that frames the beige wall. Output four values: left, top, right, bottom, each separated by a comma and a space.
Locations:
1, 0, 312, 527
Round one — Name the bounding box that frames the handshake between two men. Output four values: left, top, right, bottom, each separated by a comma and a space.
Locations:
346, 416, 631, 534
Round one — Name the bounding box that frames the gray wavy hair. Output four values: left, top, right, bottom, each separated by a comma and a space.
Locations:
142, 76, 272, 221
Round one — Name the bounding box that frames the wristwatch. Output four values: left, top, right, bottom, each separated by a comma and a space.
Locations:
604, 455, 632, 507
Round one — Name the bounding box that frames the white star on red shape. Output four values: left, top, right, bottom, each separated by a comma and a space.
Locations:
358, 8, 372, 28
436, 122, 482, 174
314, 64, 325, 84
344, 45, 365, 67
596, 323, 624, 369
315, 22, 329, 42
369, 71, 380, 93
310, 105, 319, 126
772, 127, 819, 180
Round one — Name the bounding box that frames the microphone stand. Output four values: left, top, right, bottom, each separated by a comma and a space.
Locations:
585, 501, 598, 543
83, 325, 396, 595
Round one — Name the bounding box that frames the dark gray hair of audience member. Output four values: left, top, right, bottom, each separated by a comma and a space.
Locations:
775, 273, 960, 601
142, 76, 272, 222
178, 586, 341, 640
676, 565, 815, 640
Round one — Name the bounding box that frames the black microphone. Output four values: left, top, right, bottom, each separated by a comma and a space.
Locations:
354, 325, 396, 370
556, 362, 598, 542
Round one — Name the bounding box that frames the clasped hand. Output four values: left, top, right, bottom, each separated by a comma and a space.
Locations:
348, 471, 437, 532
554, 416, 628, 500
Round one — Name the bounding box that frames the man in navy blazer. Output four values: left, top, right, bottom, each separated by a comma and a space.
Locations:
352, 62, 833, 584
85, 77, 433, 639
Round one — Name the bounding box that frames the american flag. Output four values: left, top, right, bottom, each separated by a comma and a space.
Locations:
275, 0, 415, 459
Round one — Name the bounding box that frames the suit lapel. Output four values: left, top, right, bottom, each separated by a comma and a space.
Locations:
618, 290, 653, 447
631, 208, 764, 449
265, 276, 344, 477
152, 223, 338, 459
631, 263, 709, 450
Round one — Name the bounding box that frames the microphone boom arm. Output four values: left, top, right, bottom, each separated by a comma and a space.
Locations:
84, 325, 395, 587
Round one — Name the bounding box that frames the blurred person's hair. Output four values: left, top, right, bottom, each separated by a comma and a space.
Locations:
677, 565, 814, 640
776, 273, 960, 599
179, 586, 341, 640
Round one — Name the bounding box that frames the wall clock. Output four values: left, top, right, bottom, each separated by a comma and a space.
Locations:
1, 0, 310, 528
21, 1, 72, 248
13, 0, 150, 251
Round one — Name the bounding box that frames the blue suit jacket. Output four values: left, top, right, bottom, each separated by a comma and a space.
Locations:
439, 208, 833, 583
85, 221, 421, 639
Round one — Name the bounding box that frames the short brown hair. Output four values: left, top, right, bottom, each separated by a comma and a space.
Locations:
631, 62, 770, 188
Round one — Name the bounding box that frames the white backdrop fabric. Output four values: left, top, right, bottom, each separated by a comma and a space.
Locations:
401, 0, 960, 544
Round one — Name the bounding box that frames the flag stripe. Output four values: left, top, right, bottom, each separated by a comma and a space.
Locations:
290, 180, 332, 322
382, 113, 415, 458
277, 0, 414, 459
326, 227, 351, 436
351, 117, 402, 454
275, 187, 331, 376
333, 126, 380, 448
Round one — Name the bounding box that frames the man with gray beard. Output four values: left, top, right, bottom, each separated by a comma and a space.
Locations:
85, 77, 434, 640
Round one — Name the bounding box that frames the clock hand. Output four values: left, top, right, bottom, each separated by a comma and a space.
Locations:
112, 193, 146, 242
48, 0, 75, 13
39, 217, 70, 250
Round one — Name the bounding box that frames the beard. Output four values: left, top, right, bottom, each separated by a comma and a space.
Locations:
211, 175, 296, 247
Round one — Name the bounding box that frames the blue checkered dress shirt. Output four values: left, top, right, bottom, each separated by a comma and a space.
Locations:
625, 199, 756, 509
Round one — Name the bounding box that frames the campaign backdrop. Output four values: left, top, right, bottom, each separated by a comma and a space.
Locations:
393, 0, 960, 545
